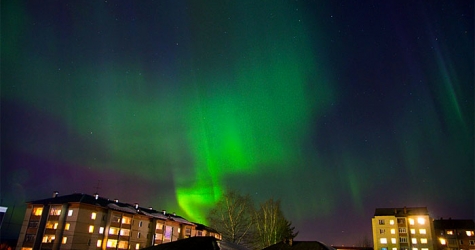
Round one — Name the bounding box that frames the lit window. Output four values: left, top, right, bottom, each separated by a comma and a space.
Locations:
391, 229, 396, 234
122, 216, 132, 224
178, 228, 181, 233
68, 210, 73, 216
118, 241, 128, 249
136, 243, 140, 250
390, 220, 395, 225
411, 229, 416, 234
413, 248, 418, 250
421, 238, 427, 244
157, 222, 163, 230
446, 230, 453, 235
62, 237, 67, 244
467, 231, 474, 236
439, 238, 447, 245
417, 218, 425, 225
380, 229, 386, 234
109, 227, 120, 235
89, 225, 94, 233
33, 207, 43, 216
107, 239, 117, 248
409, 218, 415, 225
99, 227, 104, 234
379, 219, 385, 225
50, 206, 61, 216
419, 229, 426, 234
42, 235, 55, 243
120, 229, 130, 236
392, 248, 397, 250
421, 248, 428, 250
45, 221, 58, 229
412, 238, 417, 244
97, 239, 102, 247
381, 238, 388, 244
91, 212, 96, 220
65, 223, 70, 230
391, 238, 397, 244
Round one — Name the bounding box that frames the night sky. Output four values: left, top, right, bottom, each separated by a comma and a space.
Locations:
1, 1, 473, 245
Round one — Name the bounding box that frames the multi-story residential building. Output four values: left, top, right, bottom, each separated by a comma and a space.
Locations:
372, 207, 436, 250
433, 218, 475, 250
15, 192, 220, 250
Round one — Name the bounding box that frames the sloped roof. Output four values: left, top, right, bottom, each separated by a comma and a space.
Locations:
433, 219, 475, 229
27, 193, 185, 221
194, 222, 220, 233
263, 240, 335, 250
374, 207, 429, 216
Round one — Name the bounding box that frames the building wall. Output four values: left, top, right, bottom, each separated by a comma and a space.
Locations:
373, 214, 435, 250
15, 195, 220, 250
434, 221, 475, 250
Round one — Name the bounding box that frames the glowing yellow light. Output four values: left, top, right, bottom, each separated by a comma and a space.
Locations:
91, 212, 96, 220
411, 229, 416, 234
446, 230, 453, 235
390, 220, 395, 225
391, 238, 397, 244
421, 238, 427, 244
33, 207, 43, 216
89, 225, 94, 233
65, 223, 70, 230
409, 218, 415, 225
381, 238, 388, 244
419, 229, 426, 234
97, 240, 102, 247
417, 217, 425, 225
439, 238, 446, 245
391, 229, 396, 234
467, 231, 474, 236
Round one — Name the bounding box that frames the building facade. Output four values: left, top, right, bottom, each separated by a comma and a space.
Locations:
372, 207, 436, 250
433, 219, 475, 250
15, 192, 220, 250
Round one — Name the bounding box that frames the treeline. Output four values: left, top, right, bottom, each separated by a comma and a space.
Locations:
207, 190, 298, 249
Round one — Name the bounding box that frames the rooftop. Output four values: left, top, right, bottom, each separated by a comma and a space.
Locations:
433, 219, 475, 229
28, 192, 191, 223
374, 207, 429, 217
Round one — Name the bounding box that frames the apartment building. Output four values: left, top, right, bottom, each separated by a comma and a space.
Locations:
433, 219, 475, 250
372, 207, 436, 250
15, 192, 220, 250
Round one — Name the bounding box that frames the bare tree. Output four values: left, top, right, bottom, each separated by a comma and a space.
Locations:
254, 199, 298, 249
207, 190, 255, 247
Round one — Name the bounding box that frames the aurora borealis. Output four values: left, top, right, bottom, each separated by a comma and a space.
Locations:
1, 0, 473, 245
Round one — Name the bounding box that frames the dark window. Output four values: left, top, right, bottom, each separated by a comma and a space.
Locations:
25, 234, 35, 242
28, 221, 39, 228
